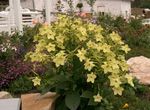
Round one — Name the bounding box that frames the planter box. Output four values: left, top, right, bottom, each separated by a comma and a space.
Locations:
0, 98, 21, 110
21, 92, 58, 110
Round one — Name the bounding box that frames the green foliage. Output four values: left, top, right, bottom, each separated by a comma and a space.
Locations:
132, 0, 150, 8
97, 15, 150, 58
11, 24, 42, 56
7, 75, 33, 94
0, 23, 42, 92
65, 92, 80, 110
76, 3, 83, 9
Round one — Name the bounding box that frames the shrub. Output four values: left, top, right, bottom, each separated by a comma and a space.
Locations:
7, 75, 33, 94
0, 24, 44, 92
0, 60, 31, 88
26, 14, 134, 109
97, 15, 150, 58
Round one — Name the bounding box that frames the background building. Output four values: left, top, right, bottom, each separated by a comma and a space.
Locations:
0, 0, 133, 19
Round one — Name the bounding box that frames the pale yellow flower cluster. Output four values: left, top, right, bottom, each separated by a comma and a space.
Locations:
26, 15, 134, 103
76, 48, 86, 62
53, 51, 66, 67
84, 59, 95, 71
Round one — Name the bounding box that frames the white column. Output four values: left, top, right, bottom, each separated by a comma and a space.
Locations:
13, 0, 23, 32
45, 0, 51, 24
8, 0, 14, 34
9, 0, 13, 10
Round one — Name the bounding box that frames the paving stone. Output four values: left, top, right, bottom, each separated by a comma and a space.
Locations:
0, 98, 20, 110
0, 91, 12, 99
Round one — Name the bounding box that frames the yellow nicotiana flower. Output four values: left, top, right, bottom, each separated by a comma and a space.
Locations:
76, 48, 87, 62
93, 93, 102, 103
125, 74, 134, 87
84, 59, 95, 71
96, 43, 103, 51
39, 26, 48, 35
86, 40, 97, 49
87, 72, 97, 83
121, 45, 131, 53
47, 33, 55, 40
109, 75, 122, 88
32, 77, 41, 86
74, 19, 82, 25
101, 43, 111, 53
97, 25, 103, 32
78, 35, 87, 41
77, 27, 87, 41
122, 103, 129, 109
95, 34, 103, 42
120, 61, 129, 71
46, 43, 55, 52
105, 52, 116, 60
110, 32, 124, 44
79, 27, 87, 36
109, 59, 119, 70
35, 40, 47, 52
56, 35, 65, 44
101, 62, 112, 74
53, 51, 66, 67
39, 26, 55, 40
30, 52, 49, 62
88, 23, 97, 31
112, 86, 124, 96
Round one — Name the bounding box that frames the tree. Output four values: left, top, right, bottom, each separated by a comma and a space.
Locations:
85, 0, 96, 14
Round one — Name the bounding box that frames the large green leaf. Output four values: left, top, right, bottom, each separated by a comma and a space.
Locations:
81, 91, 93, 98
65, 92, 80, 110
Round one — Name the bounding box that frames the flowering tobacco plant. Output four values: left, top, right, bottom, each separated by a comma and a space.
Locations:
26, 15, 134, 109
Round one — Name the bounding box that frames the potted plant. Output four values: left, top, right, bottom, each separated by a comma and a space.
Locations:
26, 14, 134, 110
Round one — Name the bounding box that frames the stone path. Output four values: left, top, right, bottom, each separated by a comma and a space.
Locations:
0, 98, 20, 110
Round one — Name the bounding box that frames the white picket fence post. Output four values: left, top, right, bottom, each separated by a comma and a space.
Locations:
13, 0, 23, 32
45, 0, 51, 24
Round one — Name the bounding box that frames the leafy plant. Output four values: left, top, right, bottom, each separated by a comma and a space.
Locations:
97, 15, 150, 58
7, 75, 33, 94
0, 23, 44, 92
26, 14, 135, 109
0, 60, 31, 89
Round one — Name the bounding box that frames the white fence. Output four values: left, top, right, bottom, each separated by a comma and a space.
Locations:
0, 0, 44, 34
0, 9, 43, 33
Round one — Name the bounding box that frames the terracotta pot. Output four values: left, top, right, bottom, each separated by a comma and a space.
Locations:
21, 92, 59, 110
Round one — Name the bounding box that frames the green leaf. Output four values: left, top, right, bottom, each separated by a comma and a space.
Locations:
81, 91, 93, 98
95, 107, 105, 110
65, 92, 80, 110
88, 98, 98, 106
